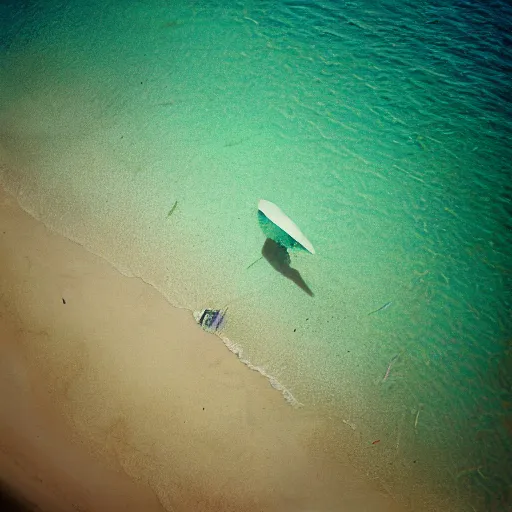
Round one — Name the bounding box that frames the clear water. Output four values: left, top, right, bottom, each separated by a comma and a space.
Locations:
1, 0, 511, 509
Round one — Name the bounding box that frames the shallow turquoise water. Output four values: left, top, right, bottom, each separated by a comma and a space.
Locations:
1, 0, 511, 509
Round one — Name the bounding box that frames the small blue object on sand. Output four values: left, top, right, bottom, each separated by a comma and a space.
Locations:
194, 308, 226, 332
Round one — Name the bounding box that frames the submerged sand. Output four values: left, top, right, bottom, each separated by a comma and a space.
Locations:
0, 184, 407, 512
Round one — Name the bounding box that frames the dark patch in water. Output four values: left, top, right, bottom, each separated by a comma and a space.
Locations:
261, 238, 313, 297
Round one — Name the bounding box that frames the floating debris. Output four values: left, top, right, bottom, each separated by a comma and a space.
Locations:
342, 419, 356, 430
246, 255, 263, 270
167, 200, 178, 219
368, 301, 392, 316
382, 353, 399, 382
414, 403, 424, 432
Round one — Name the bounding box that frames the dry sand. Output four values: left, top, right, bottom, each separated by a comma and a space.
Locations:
0, 184, 407, 512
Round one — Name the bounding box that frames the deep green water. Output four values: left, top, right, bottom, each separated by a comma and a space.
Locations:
1, 0, 511, 510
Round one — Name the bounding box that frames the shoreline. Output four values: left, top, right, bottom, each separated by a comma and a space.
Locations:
0, 184, 407, 511
217, 330, 302, 407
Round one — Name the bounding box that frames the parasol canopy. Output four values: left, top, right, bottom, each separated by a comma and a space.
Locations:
257, 199, 315, 255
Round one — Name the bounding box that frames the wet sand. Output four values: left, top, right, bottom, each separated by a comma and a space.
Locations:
0, 184, 406, 512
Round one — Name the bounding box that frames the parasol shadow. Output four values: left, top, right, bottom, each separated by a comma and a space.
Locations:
261, 238, 314, 297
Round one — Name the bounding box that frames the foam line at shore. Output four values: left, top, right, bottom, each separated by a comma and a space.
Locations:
217, 331, 302, 408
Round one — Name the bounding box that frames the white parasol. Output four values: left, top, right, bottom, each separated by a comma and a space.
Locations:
257, 199, 315, 255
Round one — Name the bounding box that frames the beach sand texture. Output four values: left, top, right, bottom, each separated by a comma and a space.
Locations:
0, 185, 406, 511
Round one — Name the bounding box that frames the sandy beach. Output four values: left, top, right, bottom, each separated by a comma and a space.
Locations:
0, 184, 408, 511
